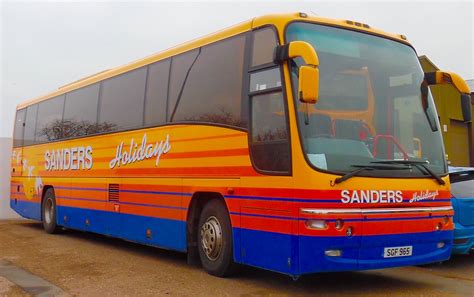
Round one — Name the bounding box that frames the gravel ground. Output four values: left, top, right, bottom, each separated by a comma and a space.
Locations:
0, 276, 28, 297
0, 220, 472, 296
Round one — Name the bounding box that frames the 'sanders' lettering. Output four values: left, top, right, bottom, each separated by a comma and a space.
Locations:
44, 146, 93, 171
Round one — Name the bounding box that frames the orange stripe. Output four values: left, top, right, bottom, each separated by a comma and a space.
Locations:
38, 166, 259, 177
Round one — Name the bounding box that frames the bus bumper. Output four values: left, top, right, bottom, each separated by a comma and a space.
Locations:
299, 230, 453, 274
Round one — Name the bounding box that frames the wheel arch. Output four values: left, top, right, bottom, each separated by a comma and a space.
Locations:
40, 185, 54, 221
186, 191, 231, 265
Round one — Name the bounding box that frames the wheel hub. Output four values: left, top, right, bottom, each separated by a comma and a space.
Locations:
44, 198, 53, 224
200, 216, 223, 261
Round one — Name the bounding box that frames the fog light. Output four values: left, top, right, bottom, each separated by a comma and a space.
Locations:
335, 219, 344, 230
436, 222, 443, 231
346, 226, 353, 237
325, 249, 342, 257
306, 219, 327, 230
437, 242, 445, 249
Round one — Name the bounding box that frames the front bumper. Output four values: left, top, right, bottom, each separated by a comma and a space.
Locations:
299, 230, 452, 274
298, 206, 454, 274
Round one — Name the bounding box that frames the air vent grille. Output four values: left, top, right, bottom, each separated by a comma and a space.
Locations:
108, 184, 120, 202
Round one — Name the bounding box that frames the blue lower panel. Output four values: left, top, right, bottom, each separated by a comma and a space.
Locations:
236, 228, 453, 276
12, 199, 186, 252
239, 227, 295, 274
57, 206, 187, 252
11, 199, 41, 221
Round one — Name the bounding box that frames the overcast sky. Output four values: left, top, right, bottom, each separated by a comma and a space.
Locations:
1, 0, 473, 138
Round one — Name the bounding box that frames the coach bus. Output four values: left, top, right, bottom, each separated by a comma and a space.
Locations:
10, 13, 472, 278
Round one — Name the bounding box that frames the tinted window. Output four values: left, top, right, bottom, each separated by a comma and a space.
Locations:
13, 109, 26, 147
23, 104, 38, 146
318, 72, 369, 111
249, 67, 282, 92
172, 35, 246, 127
99, 67, 147, 131
251, 28, 278, 67
145, 59, 170, 126
63, 84, 100, 137
250, 92, 290, 172
451, 177, 474, 198
168, 49, 199, 120
36, 95, 65, 142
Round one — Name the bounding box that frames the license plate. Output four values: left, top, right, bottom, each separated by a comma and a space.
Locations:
383, 246, 413, 258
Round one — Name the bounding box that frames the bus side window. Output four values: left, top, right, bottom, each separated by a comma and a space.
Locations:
36, 95, 65, 142
145, 59, 170, 126
170, 35, 246, 127
23, 104, 38, 146
99, 67, 147, 132
251, 27, 278, 67
13, 109, 26, 147
63, 83, 100, 137
250, 91, 290, 173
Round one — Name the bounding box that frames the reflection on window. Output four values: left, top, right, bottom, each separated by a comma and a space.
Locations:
13, 109, 26, 147
251, 28, 278, 66
318, 71, 369, 111
99, 67, 147, 131
171, 35, 246, 127
252, 92, 288, 141
36, 95, 64, 142
23, 104, 38, 146
168, 49, 200, 120
287, 22, 446, 175
63, 84, 100, 138
39, 120, 116, 141
249, 67, 281, 92
145, 59, 170, 126
250, 92, 290, 172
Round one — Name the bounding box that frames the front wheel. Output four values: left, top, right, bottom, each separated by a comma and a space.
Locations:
198, 199, 236, 277
42, 188, 61, 234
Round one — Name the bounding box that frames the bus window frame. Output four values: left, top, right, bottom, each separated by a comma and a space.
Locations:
246, 25, 292, 176
282, 20, 446, 179
15, 33, 252, 148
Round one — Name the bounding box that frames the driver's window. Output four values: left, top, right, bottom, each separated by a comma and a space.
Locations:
247, 27, 291, 174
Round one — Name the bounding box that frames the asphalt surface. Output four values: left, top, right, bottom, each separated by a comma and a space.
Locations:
0, 220, 472, 296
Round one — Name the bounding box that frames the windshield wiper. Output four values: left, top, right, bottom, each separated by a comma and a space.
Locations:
334, 163, 410, 185
371, 160, 445, 185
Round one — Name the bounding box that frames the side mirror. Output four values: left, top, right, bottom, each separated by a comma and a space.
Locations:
425, 71, 472, 123
298, 66, 319, 104
274, 41, 320, 104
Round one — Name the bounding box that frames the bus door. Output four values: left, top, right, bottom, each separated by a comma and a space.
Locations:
241, 80, 295, 274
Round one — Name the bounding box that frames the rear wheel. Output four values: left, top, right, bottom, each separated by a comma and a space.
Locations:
42, 188, 61, 234
198, 199, 236, 277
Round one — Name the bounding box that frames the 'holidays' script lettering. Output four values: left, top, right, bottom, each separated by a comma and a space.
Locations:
409, 190, 439, 203
109, 134, 171, 169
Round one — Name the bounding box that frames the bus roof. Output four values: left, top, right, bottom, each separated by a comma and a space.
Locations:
16, 12, 410, 110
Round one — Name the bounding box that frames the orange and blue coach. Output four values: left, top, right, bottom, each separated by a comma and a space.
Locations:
10, 13, 472, 278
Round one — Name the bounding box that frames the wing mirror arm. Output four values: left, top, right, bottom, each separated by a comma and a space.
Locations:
424, 71, 472, 123
274, 41, 320, 104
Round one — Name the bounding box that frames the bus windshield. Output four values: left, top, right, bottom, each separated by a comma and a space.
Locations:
287, 22, 446, 177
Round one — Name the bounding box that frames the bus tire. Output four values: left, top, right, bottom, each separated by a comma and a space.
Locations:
42, 188, 61, 234
198, 199, 236, 277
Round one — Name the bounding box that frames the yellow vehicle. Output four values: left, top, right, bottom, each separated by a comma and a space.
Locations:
11, 12, 471, 278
